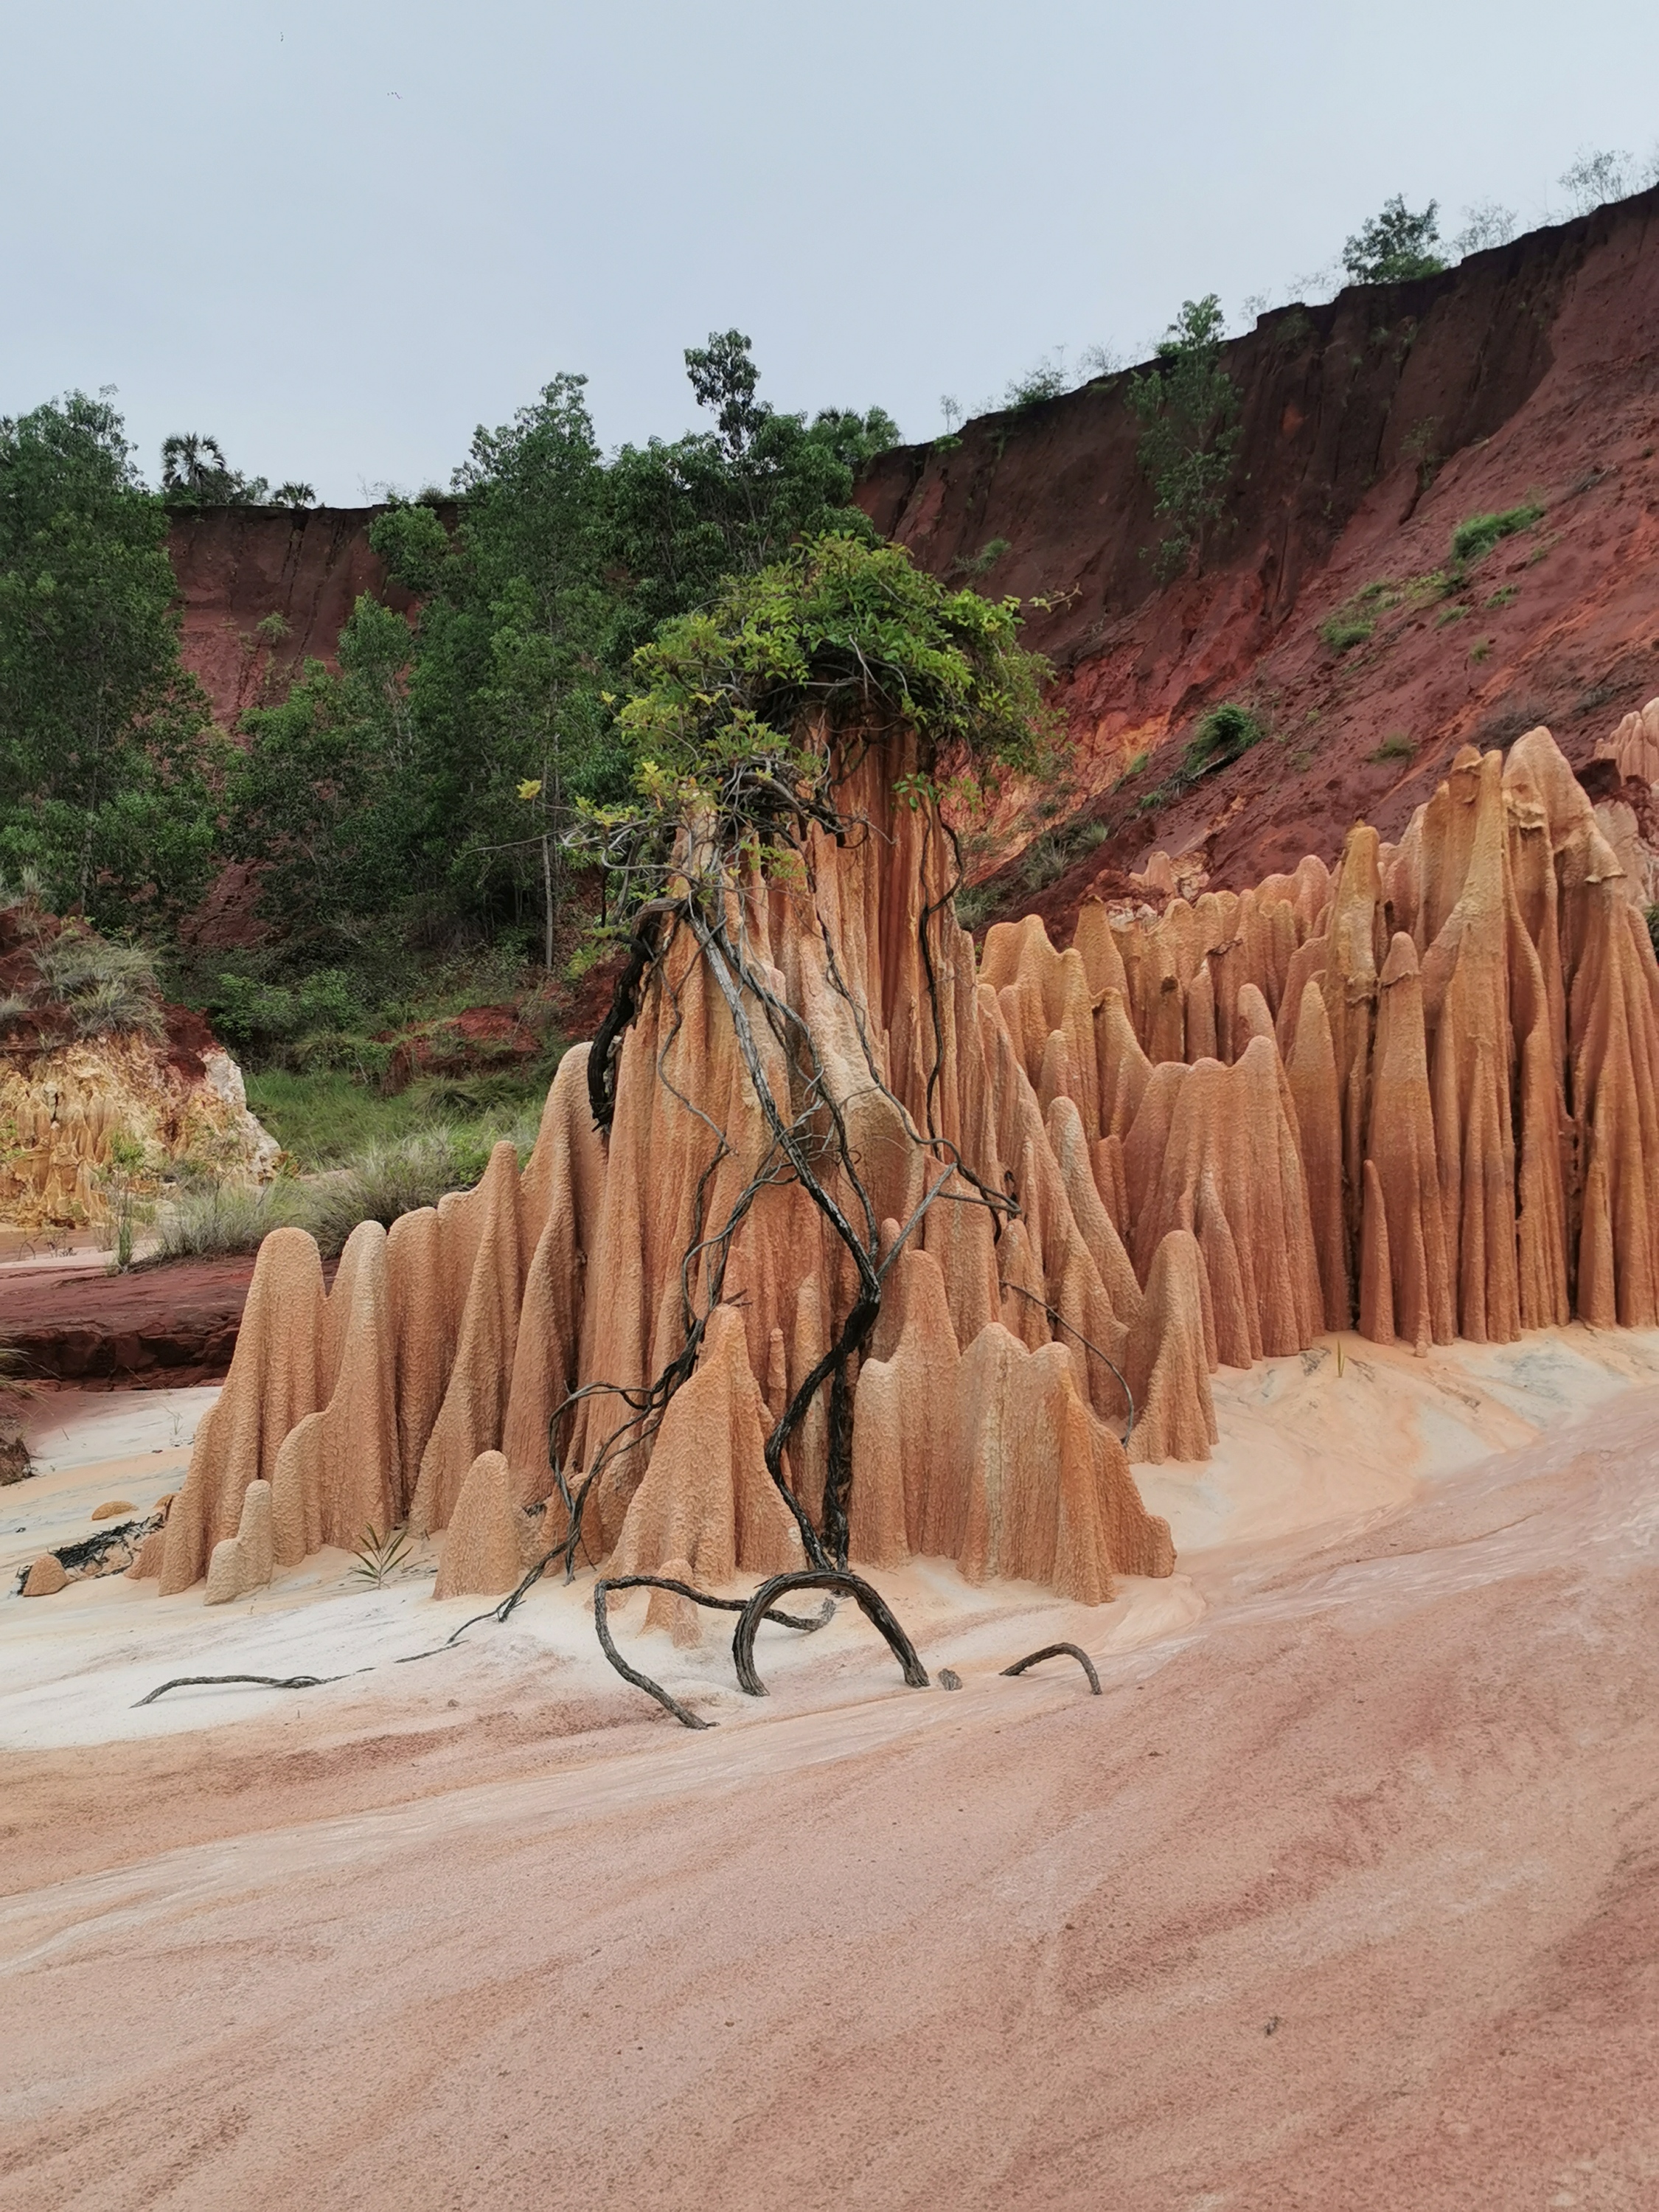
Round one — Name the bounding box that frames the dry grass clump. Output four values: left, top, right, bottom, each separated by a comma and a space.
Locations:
150, 1106, 543, 1264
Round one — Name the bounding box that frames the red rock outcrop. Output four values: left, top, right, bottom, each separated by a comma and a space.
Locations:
858, 192, 1659, 911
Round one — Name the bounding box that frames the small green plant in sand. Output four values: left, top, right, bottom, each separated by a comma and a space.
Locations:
349, 1524, 412, 1587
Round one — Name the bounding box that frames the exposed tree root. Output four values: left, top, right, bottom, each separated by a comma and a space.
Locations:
134, 1672, 355, 1707
1000, 1642, 1102, 1694
591, 1573, 838, 1731
733, 1568, 930, 1697
15, 1514, 158, 1596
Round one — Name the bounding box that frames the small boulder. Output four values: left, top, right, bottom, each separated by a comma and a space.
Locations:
90, 1499, 134, 1522
22, 1554, 67, 1597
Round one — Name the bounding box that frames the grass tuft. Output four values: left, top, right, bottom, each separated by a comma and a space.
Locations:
1448, 501, 1545, 571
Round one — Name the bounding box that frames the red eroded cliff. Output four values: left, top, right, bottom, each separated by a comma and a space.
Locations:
856, 186, 1659, 925
167, 503, 425, 726
165, 192, 1659, 931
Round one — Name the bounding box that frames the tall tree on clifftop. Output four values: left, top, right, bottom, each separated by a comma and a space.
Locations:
605, 330, 899, 653
1127, 296, 1242, 581
1342, 196, 1447, 284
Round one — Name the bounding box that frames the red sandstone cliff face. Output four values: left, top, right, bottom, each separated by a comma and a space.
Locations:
167, 504, 425, 726
167, 192, 1659, 919
856, 187, 1659, 922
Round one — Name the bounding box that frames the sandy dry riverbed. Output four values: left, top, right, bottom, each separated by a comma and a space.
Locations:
2, 1324, 1657, 2210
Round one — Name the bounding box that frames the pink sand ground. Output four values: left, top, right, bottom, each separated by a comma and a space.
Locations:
1, 1378, 1656, 2210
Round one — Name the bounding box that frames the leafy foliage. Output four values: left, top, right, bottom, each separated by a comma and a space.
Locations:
1127, 297, 1242, 580
1321, 612, 1375, 653
1449, 501, 1545, 571
605, 332, 898, 655
1342, 196, 1447, 284
0, 394, 220, 923
228, 597, 429, 954
1452, 201, 1517, 256
160, 432, 270, 505
574, 533, 1054, 923
1183, 702, 1265, 776
1557, 148, 1653, 218
349, 1524, 412, 1587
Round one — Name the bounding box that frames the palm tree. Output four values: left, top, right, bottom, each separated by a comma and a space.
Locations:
274, 481, 317, 508
159, 433, 231, 497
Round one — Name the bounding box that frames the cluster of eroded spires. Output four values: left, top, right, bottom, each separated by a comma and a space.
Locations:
128, 712, 1659, 1614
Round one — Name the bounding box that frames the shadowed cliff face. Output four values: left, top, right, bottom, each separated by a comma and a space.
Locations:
167, 503, 421, 726
856, 186, 1659, 922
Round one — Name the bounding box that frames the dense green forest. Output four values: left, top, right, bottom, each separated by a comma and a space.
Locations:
0, 338, 899, 1079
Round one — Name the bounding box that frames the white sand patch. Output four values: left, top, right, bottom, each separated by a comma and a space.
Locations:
20, 1383, 218, 1472
1136, 1322, 1659, 1553
4, 1324, 1657, 1756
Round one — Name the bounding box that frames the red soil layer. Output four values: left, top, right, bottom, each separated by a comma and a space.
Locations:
166, 504, 436, 728
858, 187, 1659, 928
0, 1257, 255, 1385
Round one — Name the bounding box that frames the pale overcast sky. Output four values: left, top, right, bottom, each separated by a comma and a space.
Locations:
5, 0, 1657, 502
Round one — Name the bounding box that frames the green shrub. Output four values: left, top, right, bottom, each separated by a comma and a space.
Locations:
1371, 732, 1414, 762
34, 930, 157, 1001
1020, 831, 1071, 891
950, 538, 1010, 579
148, 1179, 302, 1263
1184, 702, 1265, 776
150, 1116, 540, 1265
1449, 501, 1545, 570
1343, 195, 1447, 284
294, 968, 369, 1033
1648, 905, 1659, 962
1004, 361, 1068, 411
206, 973, 300, 1054
1321, 613, 1375, 653
288, 1028, 393, 1081
1486, 585, 1519, 608
301, 1131, 492, 1253
953, 883, 998, 933
1127, 296, 1242, 580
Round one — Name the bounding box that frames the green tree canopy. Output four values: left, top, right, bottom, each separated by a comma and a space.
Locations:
323, 341, 902, 966
0, 393, 218, 922
160, 431, 271, 505
1127, 296, 1242, 580
605, 330, 899, 653
227, 597, 426, 955
1342, 195, 1447, 284
575, 532, 1054, 915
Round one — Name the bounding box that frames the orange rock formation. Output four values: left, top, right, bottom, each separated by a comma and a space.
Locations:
136, 724, 1659, 1614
